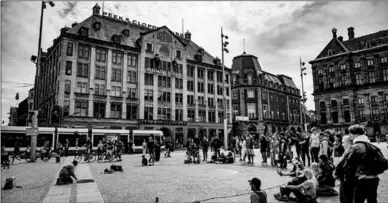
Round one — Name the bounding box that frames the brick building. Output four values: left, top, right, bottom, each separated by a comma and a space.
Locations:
231, 52, 303, 136
35, 4, 232, 144
309, 27, 388, 136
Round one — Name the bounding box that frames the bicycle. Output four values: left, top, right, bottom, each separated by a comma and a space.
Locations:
74, 148, 96, 163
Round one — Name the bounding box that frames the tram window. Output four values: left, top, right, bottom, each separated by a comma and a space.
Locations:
120, 135, 128, 144
93, 135, 105, 146
37, 134, 53, 148
134, 136, 146, 146
1, 133, 30, 148
58, 133, 86, 147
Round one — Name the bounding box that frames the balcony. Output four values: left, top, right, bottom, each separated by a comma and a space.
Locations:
93, 94, 107, 101
110, 96, 123, 102
126, 97, 138, 104
208, 105, 216, 110
187, 103, 196, 108
371, 102, 379, 107
74, 92, 90, 99
198, 104, 206, 109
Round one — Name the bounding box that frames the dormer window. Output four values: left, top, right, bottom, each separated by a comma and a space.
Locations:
328, 49, 333, 56
122, 29, 130, 37
176, 50, 182, 59
198, 48, 204, 56
367, 59, 374, 66
195, 54, 203, 62
366, 42, 371, 48
328, 65, 334, 73
381, 56, 388, 64
112, 34, 121, 44
146, 43, 153, 52
79, 27, 89, 37
93, 22, 101, 30
340, 64, 346, 70
317, 68, 322, 75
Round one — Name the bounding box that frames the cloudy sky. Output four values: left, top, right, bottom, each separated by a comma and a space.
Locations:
2, 1, 388, 125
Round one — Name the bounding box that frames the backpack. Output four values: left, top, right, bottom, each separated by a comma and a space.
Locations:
2, 177, 13, 190
311, 135, 320, 148
355, 141, 388, 175
253, 190, 267, 203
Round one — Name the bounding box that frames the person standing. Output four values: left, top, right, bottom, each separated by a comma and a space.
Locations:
193, 134, 201, 153
278, 134, 288, 168
128, 138, 133, 154
270, 134, 280, 166
375, 132, 380, 144
202, 137, 209, 161
212, 136, 222, 159
142, 139, 147, 155
320, 130, 333, 159
242, 136, 247, 162
164, 137, 172, 158
299, 132, 311, 167
154, 137, 161, 161
260, 134, 268, 164
309, 128, 320, 163
12, 139, 20, 163
294, 132, 302, 159
64, 139, 70, 157
333, 133, 345, 167
246, 134, 255, 164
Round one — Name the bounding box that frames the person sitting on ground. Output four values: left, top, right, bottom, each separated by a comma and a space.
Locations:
207, 152, 218, 163
97, 140, 104, 154
249, 177, 267, 203
106, 139, 114, 157
57, 160, 78, 185
1, 146, 10, 168
226, 152, 234, 164
274, 169, 318, 203
277, 157, 305, 177
316, 154, 338, 196
219, 152, 227, 163
142, 155, 148, 166
311, 162, 321, 178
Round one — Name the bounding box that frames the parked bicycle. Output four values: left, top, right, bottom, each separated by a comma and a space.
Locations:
74, 148, 96, 163
97, 150, 118, 163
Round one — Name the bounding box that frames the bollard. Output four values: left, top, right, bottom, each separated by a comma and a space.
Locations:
155, 197, 159, 203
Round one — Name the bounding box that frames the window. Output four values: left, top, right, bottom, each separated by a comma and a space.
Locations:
78, 44, 90, 60
383, 69, 388, 81
126, 104, 137, 120
127, 88, 137, 99
175, 93, 183, 103
173, 64, 183, 74
144, 106, 153, 120
112, 51, 123, 65
65, 61, 72, 75
110, 103, 122, 118
67, 42, 73, 56
198, 82, 204, 92
127, 53, 138, 67
175, 78, 183, 89
385, 94, 388, 101
144, 89, 153, 101
187, 81, 194, 91
328, 78, 334, 88
176, 50, 182, 59
64, 80, 71, 94
75, 100, 88, 116
319, 101, 326, 109
208, 84, 214, 94
226, 88, 229, 96
340, 75, 347, 86
358, 97, 364, 104
344, 111, 351, 122
198, 96, 205, 106
381, 56, 388, 64
145, 73, 154, 86
146, 43, 153, 52
218, 112, 224, 123
371, 96, 378, 103
63, 100, 70, 117
187, 65, 194, 77
158, 76, 171, 88
328, 49, 333, 56
198, 68, 204, 79
77, 63, 89, 77
225, 74, 229, 83
198, 110, 206, 122
232, 92, 238, 99
356, 74, 363, 85
175, 109, 183, 121
93, 102, 105, 118
187, 95, 194, 104
111, 68, 122, 81
328, 65, 334, 73
110, 86, 122, 97
208, 70, 214, 81
367, 59, 374, 66
317, 68, 322, 75
317, 78, 324, 90
95, 66, 106, 80
217, 98, 223, 107
226, 99, 230, 109
96, 48, 107, 62
123, 29, 130, 37
368, 72, 376, 83
76, 82, 88, 93
320, 113, 327, 124
208, 98, 214, 107
340, 64, 346, 70
330, 100, 337, 107
357, 109, 365, 120
372, 109, 380, 121
247, 103, 256, 120
343, 98, 349, 106
188, 110, 195, 122
354, 62, 361, 68
145, 57, 151, 69
94, 84, 105, 95
157, 91, 171, 102
157, 107, 171, 120
217, 85, 223, 95
247, 90, 254, 98
248, 75, 252, 85
208, 111, 216, 123
216, 72, 223, 82
127, 71, 137, 83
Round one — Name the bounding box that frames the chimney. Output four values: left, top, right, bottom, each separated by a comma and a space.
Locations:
93, 3, 101, 15
184, 30, 191, 40
348, 27, 355, 40
338, 36, 343, 42
332, 27, 337, 38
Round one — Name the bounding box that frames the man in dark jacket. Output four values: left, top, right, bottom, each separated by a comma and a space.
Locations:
212, 136, 221, 159
57, 160, 78, 185
335, 124, 379, 203
260, 134, 268, 164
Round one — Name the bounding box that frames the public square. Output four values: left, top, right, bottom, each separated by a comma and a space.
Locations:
2, 142, 388, 203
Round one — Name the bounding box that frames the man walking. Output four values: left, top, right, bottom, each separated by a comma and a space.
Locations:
202, 137, 209, 161
212, 136, 222, 159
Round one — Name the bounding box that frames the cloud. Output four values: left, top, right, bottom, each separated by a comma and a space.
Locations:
58, 1, 77, 18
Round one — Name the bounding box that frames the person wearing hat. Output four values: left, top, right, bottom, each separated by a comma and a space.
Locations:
57, 160, 78, 185
249, 177, 267, 203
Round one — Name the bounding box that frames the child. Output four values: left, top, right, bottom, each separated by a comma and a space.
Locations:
142, 155, 148, 166
1, 146, 10, 169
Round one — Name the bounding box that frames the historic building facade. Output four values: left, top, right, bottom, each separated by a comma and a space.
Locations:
231, 53, 303, 136
35, 4, 232, 144
309, 27, 388, 136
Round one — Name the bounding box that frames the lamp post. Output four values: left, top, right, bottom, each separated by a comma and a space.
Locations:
221, 27, 229, 150
30, 1, 55, 162
300, 58, 307, 132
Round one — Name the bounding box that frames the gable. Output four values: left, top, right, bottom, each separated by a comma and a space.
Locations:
141, 26, 186, 47
315, 38, 348, 59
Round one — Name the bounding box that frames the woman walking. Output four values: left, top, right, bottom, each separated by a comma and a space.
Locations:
332, 133, 344, 166
270, 134, 280, 166
241, 136, 247, 162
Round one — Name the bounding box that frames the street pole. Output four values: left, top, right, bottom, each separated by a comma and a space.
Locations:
221, 27, 227, 150
300, 57, 308, 132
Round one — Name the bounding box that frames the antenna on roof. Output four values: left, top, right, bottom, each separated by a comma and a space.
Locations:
182, 18, 184, 36
102, 1, 104, 14
243, 39, 246, 54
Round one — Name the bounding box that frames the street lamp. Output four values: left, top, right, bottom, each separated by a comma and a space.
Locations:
300, 58, 308, 132
221, 27, 229, 150
30, 1, 55, 162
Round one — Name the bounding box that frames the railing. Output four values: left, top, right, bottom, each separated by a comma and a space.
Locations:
110, 96, 123, 102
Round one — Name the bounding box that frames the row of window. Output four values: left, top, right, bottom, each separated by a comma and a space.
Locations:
319, 109, 388, 124
320, 95, 388, 109
316, 57, 388, 74
316, 70, 388, 89
187, 65, 229, 82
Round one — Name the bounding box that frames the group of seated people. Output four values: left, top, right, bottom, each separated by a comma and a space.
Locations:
96, 139, 124, 161
207, 152, 234, 164
274, 155, 337, 202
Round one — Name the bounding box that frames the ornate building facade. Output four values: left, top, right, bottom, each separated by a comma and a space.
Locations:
309, 27, 388, 136
35, 4, 232, 144
231, 53, 303, 136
